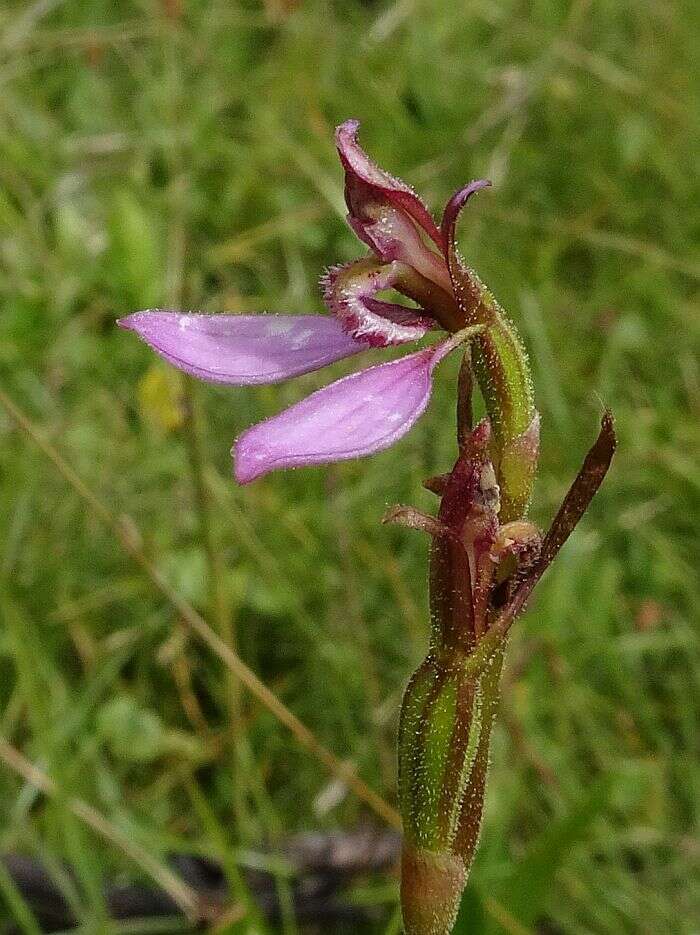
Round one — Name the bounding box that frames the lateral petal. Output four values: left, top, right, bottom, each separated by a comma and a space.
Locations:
118, 311, 368, 384
440, 179, 492, 318
234, 343, 451, 483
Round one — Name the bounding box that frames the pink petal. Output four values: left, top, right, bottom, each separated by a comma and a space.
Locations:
336, 121, 450, 292
118, 311, 369, 384
321, 259, 434, 347
234, 342, 454, 483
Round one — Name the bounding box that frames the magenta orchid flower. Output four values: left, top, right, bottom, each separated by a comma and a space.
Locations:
117, 121, 617, 935
119, 120, 488, 484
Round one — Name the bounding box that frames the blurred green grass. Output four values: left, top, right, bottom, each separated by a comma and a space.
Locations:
0, 0, 698, 931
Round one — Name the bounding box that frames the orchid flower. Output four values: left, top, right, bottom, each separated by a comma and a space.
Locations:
119, 121, 616, 935
119, 120, 526, 496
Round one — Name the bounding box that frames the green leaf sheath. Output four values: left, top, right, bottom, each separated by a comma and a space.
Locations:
398, 651, 503, 856
450, 649, 503, 871
398, 651, 505, 935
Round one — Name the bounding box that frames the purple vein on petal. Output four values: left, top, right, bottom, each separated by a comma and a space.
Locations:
118, 311, 369, 384
233, 341, 454, 483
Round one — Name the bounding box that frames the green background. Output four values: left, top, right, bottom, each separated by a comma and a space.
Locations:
0, 0, 698, 932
